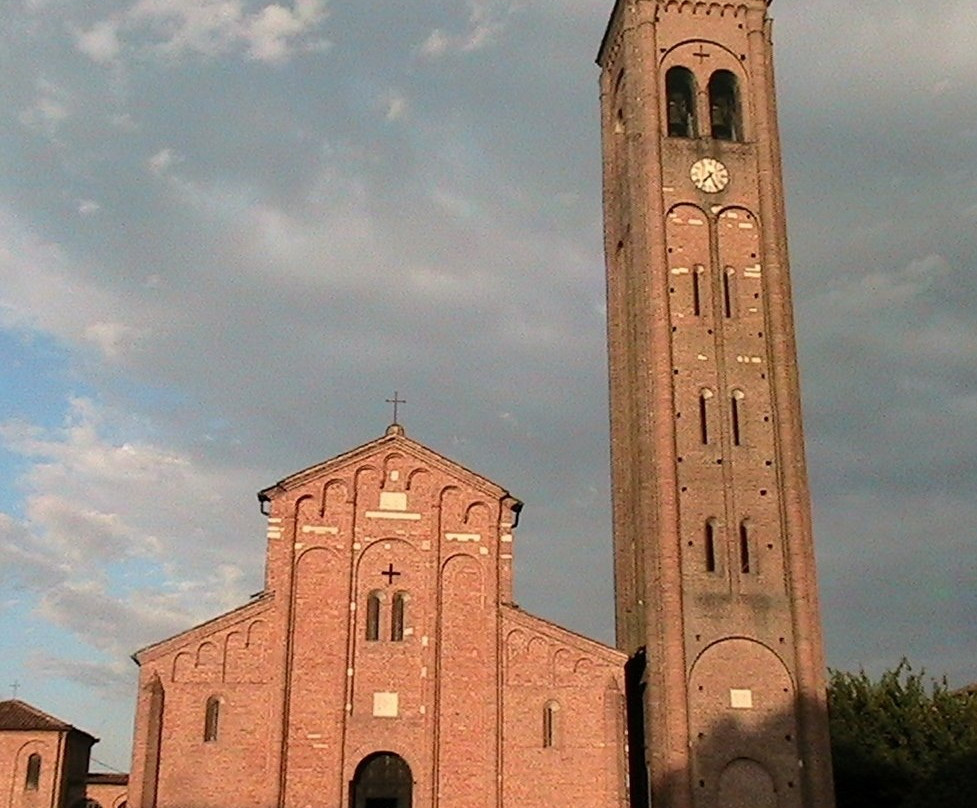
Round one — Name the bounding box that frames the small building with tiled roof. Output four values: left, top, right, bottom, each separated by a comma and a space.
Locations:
0, 700, 126, 808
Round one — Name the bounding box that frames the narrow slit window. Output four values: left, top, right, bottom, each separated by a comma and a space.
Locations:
699, 389, 714, 445
391, 591, 406, 642
25, 754, 41, 791
709, 70, 741, 141
543, 701, 560, 748
692, 265, 704, 316
705, 519, 718, 573
723, 269, 735, 318
366, 591, 381, 641
204, 696, 220, 742
731, 389, 745, 446
665, 67, 697, 138
740, 520, 752, 574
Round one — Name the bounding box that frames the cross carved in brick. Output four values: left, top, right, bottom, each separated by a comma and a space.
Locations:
693, 46, 711, 63
380, 563, 401, 585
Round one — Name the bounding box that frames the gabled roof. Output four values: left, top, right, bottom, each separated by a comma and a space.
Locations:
0, 700, 97, 741
257, 424, 520, 509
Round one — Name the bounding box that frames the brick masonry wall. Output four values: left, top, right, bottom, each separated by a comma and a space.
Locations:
1, 731, 64, 808
84, 781, 127, 808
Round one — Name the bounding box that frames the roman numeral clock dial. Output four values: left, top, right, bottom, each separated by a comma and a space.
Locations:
690, 157, 730, 193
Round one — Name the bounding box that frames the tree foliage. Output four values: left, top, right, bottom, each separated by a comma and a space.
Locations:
828, 661, 977, 808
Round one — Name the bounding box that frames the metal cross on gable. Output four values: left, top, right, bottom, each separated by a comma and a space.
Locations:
693, 45, 711, 63
386, 391, 406, 424
380, 563, 401, 585
10, 681, 20, 699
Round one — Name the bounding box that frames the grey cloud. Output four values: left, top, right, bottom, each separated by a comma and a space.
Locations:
28, 652, 135, 700
38, 581, 195, 656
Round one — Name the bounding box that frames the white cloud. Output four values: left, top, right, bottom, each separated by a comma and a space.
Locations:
80, 0, 334, 64
419, 0, 516, 58
26, 495, 134, 564
383, 92, 408, 122
18, 79, 71, 138
246, 0, 328, 62
77, 199, 101, 216
420, 29, 450, 59
83, 321, 143, 359
74, 19, 122, 64
147, 147, 182, 176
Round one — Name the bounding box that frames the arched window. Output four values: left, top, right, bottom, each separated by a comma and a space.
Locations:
543, 701, 560, 748
203, 696, 220, 742
366, 591, 381, 641
705, 519, 718, 573
740, 520, 752, 574
692, 265, 705, 316
723, 268, 735, 318
391, 591, 407, 642
731, 389, 745, 447
709, 70, 741, 141
699, 389, 714, 445
666, 67, 697, 138
25, 753, 41, 790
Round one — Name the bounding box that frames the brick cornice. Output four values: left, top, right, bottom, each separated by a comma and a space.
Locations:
131, 591, 275, 665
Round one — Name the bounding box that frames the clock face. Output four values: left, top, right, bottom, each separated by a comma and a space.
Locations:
690, 158, 730, 193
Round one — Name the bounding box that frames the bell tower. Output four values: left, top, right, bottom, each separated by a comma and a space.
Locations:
597, 3, 834, 808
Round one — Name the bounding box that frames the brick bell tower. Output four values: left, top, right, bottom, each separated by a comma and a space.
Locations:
596, 3, 835, 808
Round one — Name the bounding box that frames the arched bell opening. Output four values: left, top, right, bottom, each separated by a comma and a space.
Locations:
665, 66, 697, 138
350, 752, 413, 808
709, 70, 741, 141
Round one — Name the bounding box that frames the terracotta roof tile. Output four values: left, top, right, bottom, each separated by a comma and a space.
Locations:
0, 700, 95, 740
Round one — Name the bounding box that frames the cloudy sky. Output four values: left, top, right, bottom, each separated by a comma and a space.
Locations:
1, 0, 975, 771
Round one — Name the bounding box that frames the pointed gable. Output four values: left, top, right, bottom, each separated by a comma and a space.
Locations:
257, 424, 518, 509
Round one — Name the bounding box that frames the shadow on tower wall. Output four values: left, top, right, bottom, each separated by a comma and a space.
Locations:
624, 649, 835, 808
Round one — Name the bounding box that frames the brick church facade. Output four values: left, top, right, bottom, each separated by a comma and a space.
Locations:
127, 426, 628, 808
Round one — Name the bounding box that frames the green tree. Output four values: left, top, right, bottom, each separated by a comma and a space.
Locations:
828, 661, 977, 808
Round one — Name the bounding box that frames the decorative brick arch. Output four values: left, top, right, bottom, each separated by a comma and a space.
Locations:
688, 638, 798, 800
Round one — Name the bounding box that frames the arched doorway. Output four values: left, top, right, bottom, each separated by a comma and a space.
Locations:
350, 752, 412, 808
